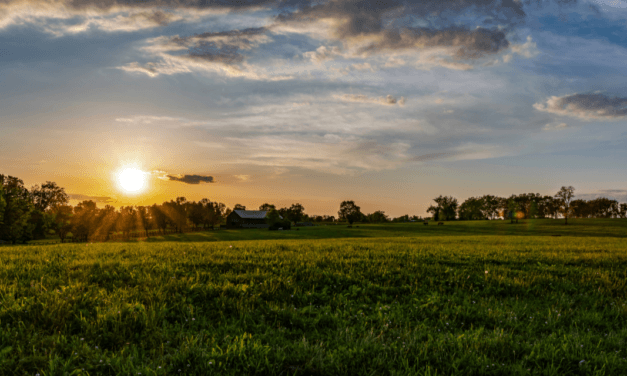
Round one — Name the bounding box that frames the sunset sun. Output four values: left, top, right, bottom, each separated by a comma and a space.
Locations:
116, 167, 147, 194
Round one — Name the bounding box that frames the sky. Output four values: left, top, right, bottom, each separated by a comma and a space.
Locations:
1, 0, 626, 217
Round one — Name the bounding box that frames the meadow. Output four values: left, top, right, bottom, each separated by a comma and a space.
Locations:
1, 220, 626, 375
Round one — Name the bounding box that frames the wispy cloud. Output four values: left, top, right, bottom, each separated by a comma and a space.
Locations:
534, 93, 627, 120
151, 170, 215, 184
337, 94, 405, 106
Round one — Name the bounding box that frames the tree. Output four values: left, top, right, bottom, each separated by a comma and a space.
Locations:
71, 200, 98, 242
30, 181, 69, 212
427, 195, 458, 221
258, 203, 276, 211
479, 195, 501, 219
458, 197, 484, 220
286, 203, 305, 223
51, 204, 73, 243
338, 201, 362, 225
136, 206, 153, 236
265, 208, 289, 230
367, 210, 389, 223
555, 186, 575, 225
0, 175, 35, 244
233, 204, 246, 210
150, 204, 169, 234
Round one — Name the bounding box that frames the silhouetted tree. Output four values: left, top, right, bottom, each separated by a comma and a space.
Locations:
555, 186, 575, 225
233, 204, 246, 210
51, 204, 73, 242
338, 201, 362, 225
0, 175, 35, 244
258, 203, 276, 211
458, 197, 484, 220
428, 195, 458, 221
367, 210, 389, 223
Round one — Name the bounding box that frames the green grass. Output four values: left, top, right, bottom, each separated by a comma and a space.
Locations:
1, 221, 627, 375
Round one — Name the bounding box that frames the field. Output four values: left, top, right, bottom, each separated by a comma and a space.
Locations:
1, 220, 627, 375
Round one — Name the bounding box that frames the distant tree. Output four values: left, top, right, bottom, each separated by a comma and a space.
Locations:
428, 195, 458, 221
71, 200, 98, 242
0, 175, 35, 244
338, 200, 362, 225
150, 204, 169, 234
187, 201, 205, 230
136, 206, 153, 236
479, 195, 501, 219
258, 203, 276, 211
265, 208, 290, 230
458, 197, 484, 220
507, 199, 520, 224
555, 186, 575, 225
368, 210, 389, 223
51, 204, 73, 243
286, 203, 305, 223
30, 181, 69, 212
233, 204, 246, 210
619, 203, 627, 219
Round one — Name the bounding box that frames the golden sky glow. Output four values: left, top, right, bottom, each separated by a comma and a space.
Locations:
2, 0, 627, 215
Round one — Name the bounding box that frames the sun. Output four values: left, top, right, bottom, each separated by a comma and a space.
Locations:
116, 167, 148, 194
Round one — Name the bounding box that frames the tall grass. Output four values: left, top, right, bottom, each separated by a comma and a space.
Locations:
0, 235, 626, 375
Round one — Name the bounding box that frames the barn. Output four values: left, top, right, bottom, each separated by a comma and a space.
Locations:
226, 210, 279, 229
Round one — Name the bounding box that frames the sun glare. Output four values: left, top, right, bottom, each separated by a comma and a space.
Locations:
117, 167, 147, 194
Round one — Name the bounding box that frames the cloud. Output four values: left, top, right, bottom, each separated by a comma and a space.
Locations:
543, 122, 568, 130
150, 170, 215, 184
166, 174, 215, 184
68, 194, 115, 203
117, 29, 293, 80
337, 94, 406, 106
534, 93, 627, 120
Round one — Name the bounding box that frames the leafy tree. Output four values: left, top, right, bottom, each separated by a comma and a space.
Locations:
187, 201, 205, 230
458, 197, 484, 220
286, 203, 305, 223
150, 204, 169, 234
555, 186, 575, 225
136, 206, 153, 236
117, 206, 137, 238
71, 200, 98, 242
479, 195, 501, 219
338, 201, 362, 225
51, 204, 73, 243
30, 181, 69, 212
428, 195, 458, 221
233, 204, 246, 210
265, 208, 290, 230
258, 203, 276, 211
619, 203, 627, 219
0, 175, 35, 244
367, 210, 389, 223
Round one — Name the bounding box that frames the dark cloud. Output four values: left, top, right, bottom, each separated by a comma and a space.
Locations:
274, 0, 536, 58
66, 0, 282, 11
360, 27, 509, 57
68, 194, 115, 203
172, 28, 268, 64
534, 93, 627, 119
167, 174, 215, 184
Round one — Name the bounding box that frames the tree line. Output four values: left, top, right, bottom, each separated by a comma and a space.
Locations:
1, 174, 625, 244
429, 186, 627, 224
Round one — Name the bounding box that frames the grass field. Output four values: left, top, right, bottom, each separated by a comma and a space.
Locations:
1, 220, 627, 375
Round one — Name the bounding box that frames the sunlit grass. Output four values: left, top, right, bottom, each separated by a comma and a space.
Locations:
1, 232, 626, 375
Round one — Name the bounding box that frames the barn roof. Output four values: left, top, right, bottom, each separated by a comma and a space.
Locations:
233, 210, 269, 219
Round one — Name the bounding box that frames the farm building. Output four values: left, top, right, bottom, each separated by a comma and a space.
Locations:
226, 210, 282, 229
